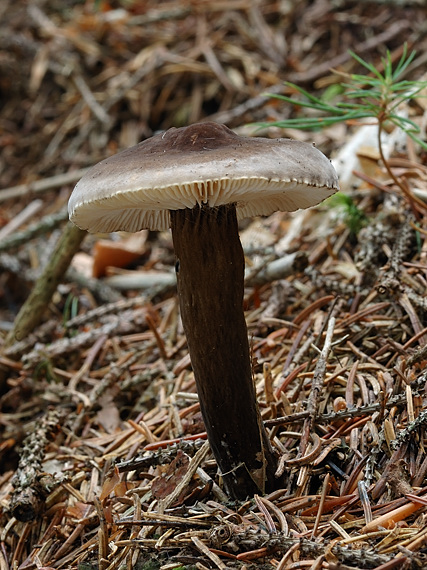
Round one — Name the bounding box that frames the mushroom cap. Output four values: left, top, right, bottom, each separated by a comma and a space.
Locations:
69, 122, 339, 232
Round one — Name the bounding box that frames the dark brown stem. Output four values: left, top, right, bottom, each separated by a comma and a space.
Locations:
171, 204, 276, 499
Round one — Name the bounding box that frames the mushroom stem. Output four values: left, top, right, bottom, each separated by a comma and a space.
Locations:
171, 204, 276, 499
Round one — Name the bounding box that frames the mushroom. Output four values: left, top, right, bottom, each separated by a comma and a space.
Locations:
68, 122, 339, 499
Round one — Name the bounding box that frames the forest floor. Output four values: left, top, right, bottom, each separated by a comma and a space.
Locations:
1, 1, 427, 569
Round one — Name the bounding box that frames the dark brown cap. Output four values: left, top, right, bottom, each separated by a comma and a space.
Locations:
69, 122, 339, 232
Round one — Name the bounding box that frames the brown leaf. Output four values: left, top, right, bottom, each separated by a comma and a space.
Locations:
151, 450, 192, 505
